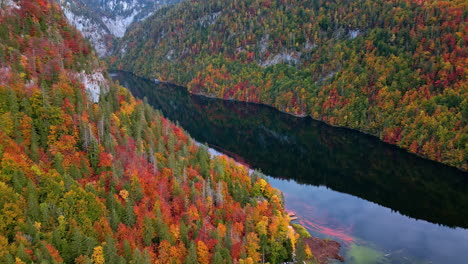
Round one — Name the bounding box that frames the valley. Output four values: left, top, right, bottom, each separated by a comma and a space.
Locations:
0, 0, 466, 263
111, 0, 467, 170
113, 70, 468, 264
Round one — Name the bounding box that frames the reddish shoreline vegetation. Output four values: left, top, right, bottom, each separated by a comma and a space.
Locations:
303, 237, 343, 264
112, 0, 467, 170
0, 0, 340, 263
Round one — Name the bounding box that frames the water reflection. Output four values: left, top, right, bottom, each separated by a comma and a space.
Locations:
112, 71, 468, 228
112, 71, 468, 263
267, 177, 468, 264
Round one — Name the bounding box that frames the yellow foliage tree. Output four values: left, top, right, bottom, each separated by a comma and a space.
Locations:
0, 235, 8, 259
91, 246, 105, 264
305, 244, 313, 259
245, 232, 261, 263
15, 257, 26, 264
119, 189, 129, 200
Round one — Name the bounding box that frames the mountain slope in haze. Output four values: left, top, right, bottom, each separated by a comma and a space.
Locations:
112, 0, 467, 170
0, 0, 297, 263
59, 0, 181, 56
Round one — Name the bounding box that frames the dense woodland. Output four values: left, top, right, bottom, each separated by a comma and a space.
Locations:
112, 0, 467, 170
0, 0, 298, 263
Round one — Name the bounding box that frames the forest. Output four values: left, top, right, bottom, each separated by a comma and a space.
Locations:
111, 0, 467, 170
0, 0, 300, 263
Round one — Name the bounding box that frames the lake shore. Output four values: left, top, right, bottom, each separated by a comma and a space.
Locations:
304, 237, 344, 264
202, 143, 344, 264
112, 70, 468, 264
113, 70, 465, 172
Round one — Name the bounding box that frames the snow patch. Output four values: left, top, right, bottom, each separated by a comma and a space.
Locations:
261, 52, 302, 67
166, 49, 175, 60
77, 71, 108, 103
318, 70, 338, 83
62, 7, 111, 56
103, 10, 138, 38
304, 41, 317, 51
259, 35, 269, 53
3, 0, 20, 9
198, 11, 221, 27
119, 43, 128, 56
349, 29, 361, 39
58, 0, 181, 57
236, 46, 245, 53
0, 67, 12, 86
106, 0, 136, 12
58, 0, 183, 57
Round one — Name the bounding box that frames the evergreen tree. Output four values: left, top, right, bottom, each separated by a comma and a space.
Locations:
104, 235, 119, 263
122, 239, 133, 262
212, 244, 224, 264
143, 216, 155, 246
185, 241, 198, 264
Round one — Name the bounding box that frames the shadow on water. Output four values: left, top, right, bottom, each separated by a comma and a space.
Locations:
111, 71, 468, 229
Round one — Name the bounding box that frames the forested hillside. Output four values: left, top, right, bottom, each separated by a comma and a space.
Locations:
112, 0, 467, 170
0, 0, 296, 263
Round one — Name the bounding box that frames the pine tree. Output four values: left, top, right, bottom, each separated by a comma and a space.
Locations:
180, 221, 189, 246
185, 241, 198, 264
104, 236, 119, 263
29, 127, 40, 162
123, 199, 136, 226
212, 244, 224, 264
88, 139, 100, 171
122, 240, 132, 263
26, 181, 40, 220
69, 228, 84, 262
143, 216, 155, 246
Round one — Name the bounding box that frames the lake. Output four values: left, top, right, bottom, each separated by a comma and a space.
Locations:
111, 71, 468, 264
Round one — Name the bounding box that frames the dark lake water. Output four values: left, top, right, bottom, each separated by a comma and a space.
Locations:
111, 71, 468, 264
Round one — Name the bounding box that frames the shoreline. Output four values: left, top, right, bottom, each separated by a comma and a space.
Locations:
110, 70, 466, 172
196, 143, 344, 264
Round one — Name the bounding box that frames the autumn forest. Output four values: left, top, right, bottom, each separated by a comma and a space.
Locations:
0, 0, 467, 263
113, 0, 467, 170
0, 0, 302, 263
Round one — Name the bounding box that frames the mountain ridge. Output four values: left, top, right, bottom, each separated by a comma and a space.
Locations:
111, 0, 468, 170
58, 0, 181, 56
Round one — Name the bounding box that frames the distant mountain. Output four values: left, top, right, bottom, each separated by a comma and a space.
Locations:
59, 0, 181, 56
111, 0, 467, 170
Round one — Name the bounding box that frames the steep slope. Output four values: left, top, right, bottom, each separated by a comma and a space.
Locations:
0, 0, 296, 263
58, 0, 181, 56
112, 0, 467, 170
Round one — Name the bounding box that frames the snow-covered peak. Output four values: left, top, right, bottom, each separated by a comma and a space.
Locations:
58, 0, 181, 57
102, 10, 138, 38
